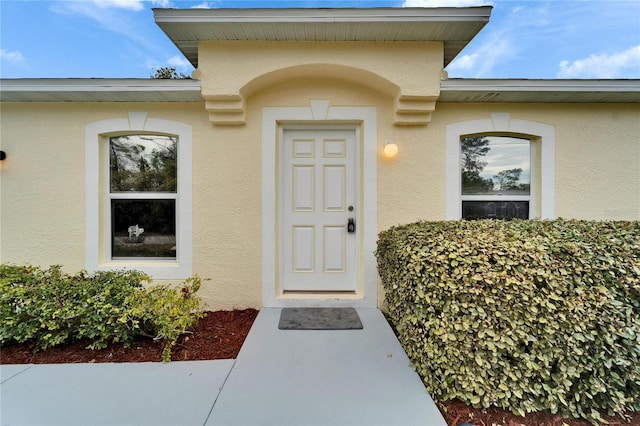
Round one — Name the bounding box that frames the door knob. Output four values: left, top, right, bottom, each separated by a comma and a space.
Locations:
347, 218, 355, 233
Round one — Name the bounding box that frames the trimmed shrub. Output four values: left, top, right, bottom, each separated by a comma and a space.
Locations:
0, 265, 204, 361
122, 276, 204, 362
376, 219, 640, 423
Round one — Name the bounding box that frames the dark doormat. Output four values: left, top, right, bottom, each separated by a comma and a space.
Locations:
278, 307, 363, 330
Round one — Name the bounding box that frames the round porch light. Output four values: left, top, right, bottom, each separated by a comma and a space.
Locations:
383, 141, 398, 158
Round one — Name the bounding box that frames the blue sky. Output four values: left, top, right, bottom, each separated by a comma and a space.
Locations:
1, 0, 639, 79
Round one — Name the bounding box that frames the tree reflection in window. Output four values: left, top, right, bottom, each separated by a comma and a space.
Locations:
461, 136, 530, 196
109, 135, 178, 259
461, 136, 531, 219
110, 135, 177, 193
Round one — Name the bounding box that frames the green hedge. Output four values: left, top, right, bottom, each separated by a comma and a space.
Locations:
0, 265, 204, 361
376, 220, 640, 423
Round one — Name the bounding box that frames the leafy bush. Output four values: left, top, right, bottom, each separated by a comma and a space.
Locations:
376, 219, 640, 423
0, 265, 204, 361
123, 276, 204, 361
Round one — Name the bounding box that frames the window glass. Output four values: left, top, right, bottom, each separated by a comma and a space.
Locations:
109, 134, 178, 259
111, 199, 176, 258
461, 136, 530, 196
462, 201, 529, 220
110, 135, 177, 193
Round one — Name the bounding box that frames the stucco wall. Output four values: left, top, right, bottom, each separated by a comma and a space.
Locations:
0, 102, 264, 310
1, 96, 638, 310
198, 41, 443, 99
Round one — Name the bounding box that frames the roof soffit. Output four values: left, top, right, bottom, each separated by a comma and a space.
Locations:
153, 7, 492, 68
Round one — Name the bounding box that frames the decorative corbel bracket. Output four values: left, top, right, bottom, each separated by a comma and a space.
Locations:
204, 94, 246, 126
394, 94, 438, 126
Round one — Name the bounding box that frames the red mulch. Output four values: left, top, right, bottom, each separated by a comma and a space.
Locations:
437, 399, 639, 426
0, 309, 259, 364
1, 308, 637, 426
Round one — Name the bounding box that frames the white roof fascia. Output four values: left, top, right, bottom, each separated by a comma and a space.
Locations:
439, 79, 640, 103
441, 79, 640, 92
0, 78, 201, 92
0, 79, 203, 102
153, 7, 492, 24
4, 78, 638, 103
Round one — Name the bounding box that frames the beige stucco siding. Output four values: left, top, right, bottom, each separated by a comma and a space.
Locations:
0, 102, 264, 310
1, 104, 86, 268
198, 41, 443, 99
194, 112, 262, 309
1, 96, 638, 310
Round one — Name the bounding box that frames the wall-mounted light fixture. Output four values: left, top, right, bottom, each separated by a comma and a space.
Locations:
383, 140, 398, 158
0, 151, 6, 161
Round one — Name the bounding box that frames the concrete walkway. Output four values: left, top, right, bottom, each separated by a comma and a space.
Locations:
0, 308, 446, 426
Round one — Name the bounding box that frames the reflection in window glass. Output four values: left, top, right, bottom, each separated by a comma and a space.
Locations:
110, 135, 177, 192
462, 201, 529, 220
111, 199, 176, 259
461, 136, 530, 196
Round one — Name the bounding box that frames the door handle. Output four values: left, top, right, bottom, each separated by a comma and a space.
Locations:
347, 218, 356, 233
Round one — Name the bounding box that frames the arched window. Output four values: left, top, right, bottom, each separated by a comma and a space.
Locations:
85, 113, 193, 279
446, 114, 555, 220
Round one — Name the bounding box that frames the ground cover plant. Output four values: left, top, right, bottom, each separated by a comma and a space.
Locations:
376, 219, 640, 424
0, 264, 204, 361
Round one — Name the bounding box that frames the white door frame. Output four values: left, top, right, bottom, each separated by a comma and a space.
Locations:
262, 101, 378, 307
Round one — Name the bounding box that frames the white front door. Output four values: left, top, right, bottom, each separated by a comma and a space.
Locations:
281, 128, 359, 292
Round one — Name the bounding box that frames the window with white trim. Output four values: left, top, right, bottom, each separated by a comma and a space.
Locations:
85, 114, 193, 279
445, 114, 555, 220
461, 135, 531, 219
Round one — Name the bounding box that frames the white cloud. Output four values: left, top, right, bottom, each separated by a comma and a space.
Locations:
92, 0, 145, 10
52, 1, 168, 49
446, 30, 513, 77
167, 55, 192, 70
403, 0, 492, 6
99, 0, 174, 10
191, 2, 216, 8
57, 0, 173, 12
144, 55, 192, 74
558, 45, 640, 78
151, 0, 174, 7
0, 49, 25, 64
447, 53, 478, 71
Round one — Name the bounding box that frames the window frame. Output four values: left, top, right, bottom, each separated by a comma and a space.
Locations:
445, 113, 555, 220
85, 113, 193, 279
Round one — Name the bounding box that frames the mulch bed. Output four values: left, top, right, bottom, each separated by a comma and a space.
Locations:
438, 399, 638, 426
1, 308, 637, 426
0, 309, 259, 364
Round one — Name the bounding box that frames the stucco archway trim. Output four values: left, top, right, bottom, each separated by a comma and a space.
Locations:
204, 63, 436, 126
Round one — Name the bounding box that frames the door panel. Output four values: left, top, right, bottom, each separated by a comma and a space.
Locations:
281, 129, 358, 292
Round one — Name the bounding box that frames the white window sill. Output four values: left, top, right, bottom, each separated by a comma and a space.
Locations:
94, 261, 192, 280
